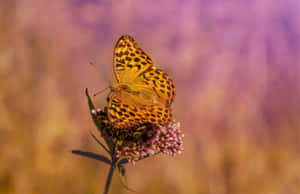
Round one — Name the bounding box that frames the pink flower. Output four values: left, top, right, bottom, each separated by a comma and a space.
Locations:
92, 108, 184, 164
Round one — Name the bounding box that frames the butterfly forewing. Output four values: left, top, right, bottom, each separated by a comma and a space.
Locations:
113, 35, 153, 83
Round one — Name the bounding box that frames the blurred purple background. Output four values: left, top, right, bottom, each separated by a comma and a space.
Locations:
1, 0, 300, 194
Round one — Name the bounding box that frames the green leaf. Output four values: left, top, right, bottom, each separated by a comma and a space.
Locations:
85, 88, 101, 127
72, 150, 111, 165
85, 88, 114, 151
118, 164, 126, 176
90, 132, 110, 154
117, 164, 135, 192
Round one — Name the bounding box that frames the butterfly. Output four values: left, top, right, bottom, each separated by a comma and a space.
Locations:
107, 35, 175, 129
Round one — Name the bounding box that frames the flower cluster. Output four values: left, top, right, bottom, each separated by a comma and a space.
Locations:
91, 108, 184, 164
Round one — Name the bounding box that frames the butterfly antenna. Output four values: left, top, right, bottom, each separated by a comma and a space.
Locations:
89, 61, 97, 68
93, 87, 109, 97
89, 61, 110, 83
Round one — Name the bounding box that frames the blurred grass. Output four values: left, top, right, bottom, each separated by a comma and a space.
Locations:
1, 0, 300, 194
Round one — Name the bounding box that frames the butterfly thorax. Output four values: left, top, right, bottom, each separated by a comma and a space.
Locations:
111, 83, 140, 95
111, 82, 161, 106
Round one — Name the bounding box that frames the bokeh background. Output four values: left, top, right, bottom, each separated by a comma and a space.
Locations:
1, 0, 300, 193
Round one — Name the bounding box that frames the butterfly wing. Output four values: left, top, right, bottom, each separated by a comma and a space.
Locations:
109, 35, 175, 128
137, 66, 176, 106
113, 35, 153, 83
108, 92, 172, 129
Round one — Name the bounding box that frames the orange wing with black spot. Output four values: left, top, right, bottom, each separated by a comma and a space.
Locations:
113, 35, 153, 83
108, 35, 175, 129
141, 66, 175, 106
107, 92, 172, 129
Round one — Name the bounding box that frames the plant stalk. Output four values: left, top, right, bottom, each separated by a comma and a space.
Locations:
103, 159, 116, 194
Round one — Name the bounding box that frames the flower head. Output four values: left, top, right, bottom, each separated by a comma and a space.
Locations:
92, 108, 184, 164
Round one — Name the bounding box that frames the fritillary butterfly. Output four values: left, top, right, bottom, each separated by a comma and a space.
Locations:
107, 35, 175, 129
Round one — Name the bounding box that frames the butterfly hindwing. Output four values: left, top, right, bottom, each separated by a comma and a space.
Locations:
107, 92, 143, 128
108, 92, 172, 128
141, 67, 175, 106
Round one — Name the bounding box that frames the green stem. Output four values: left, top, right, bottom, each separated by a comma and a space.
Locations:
103, 159, 116, 194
